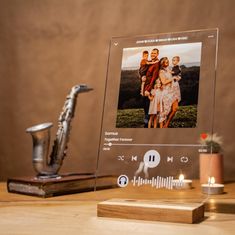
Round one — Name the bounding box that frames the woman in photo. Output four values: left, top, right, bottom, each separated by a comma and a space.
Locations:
158, 57, 178, 127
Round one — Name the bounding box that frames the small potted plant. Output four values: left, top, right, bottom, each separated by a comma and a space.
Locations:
199, 133, 224, 184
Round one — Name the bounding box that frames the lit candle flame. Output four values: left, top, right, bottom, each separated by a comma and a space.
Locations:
179, 174, 184, 182
208, 177, 215, 185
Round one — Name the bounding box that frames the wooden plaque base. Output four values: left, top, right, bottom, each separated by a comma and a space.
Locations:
97, 199, 205, 224
7, 174, 115, 198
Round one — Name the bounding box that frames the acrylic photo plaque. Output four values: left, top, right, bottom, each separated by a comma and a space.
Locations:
96, 29, 218, 203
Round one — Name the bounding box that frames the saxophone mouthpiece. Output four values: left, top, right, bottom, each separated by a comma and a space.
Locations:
74, 84, 93, 93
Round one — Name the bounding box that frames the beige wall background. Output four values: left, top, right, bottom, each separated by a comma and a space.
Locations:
0, 0, 234, 181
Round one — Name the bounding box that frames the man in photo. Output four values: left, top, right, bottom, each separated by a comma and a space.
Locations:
142, 48, 160, 127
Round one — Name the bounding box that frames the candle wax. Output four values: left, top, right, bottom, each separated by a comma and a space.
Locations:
201, 183, 224, 195
172, 179, 192, 189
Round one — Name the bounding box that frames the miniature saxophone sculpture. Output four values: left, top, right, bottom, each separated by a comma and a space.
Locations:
26, 85, 92, 178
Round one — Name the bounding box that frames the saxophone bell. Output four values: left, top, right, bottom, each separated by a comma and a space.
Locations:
26, 123, 58, 178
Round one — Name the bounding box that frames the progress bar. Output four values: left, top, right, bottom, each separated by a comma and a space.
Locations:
104, 143, 206, 147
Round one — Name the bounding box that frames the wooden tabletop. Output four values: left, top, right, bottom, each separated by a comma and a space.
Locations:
0, 181, 235, 235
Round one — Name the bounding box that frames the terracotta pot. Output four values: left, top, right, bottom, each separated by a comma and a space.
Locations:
199, 153, 224, 184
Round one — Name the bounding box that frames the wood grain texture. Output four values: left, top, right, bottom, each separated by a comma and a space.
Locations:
98, 199, 204, 223
7, 175, 116, 197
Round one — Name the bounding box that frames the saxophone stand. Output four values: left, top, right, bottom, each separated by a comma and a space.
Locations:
7, 85, 115, 197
